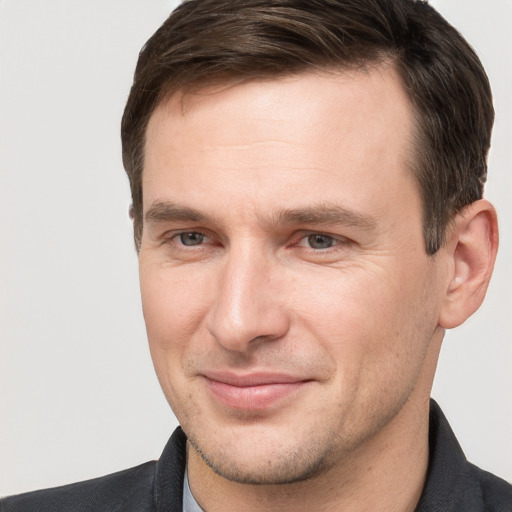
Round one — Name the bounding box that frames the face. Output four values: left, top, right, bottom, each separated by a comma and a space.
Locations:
139, 67, 446, 484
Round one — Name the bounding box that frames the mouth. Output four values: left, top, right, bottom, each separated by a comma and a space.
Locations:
201, 371, 313, 411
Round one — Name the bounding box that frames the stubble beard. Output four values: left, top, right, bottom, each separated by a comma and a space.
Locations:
184, 388, 415, 487
187, 428, 338, 485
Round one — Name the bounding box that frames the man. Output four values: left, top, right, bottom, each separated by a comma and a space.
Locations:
2, 0, 511, 510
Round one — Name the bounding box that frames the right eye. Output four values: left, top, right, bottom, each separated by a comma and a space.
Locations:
303, 233, 338, 250
176, 231, 208, 246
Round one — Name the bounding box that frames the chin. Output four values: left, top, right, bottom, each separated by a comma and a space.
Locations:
186, 422, 339, 485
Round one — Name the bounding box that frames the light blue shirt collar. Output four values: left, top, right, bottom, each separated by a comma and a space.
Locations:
183, 466, 205, 512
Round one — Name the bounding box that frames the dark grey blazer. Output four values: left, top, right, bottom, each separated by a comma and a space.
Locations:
2, 401, 511, 511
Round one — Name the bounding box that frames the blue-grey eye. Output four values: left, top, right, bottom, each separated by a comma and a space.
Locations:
307, 234, 335, 249
179, 232, 205, 246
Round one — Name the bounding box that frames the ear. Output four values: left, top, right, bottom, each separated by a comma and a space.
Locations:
439, 199, 499, 329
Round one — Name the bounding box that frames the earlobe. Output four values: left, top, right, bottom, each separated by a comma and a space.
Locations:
439, 199, 499, 329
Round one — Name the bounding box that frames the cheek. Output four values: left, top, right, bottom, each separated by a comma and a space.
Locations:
141, 264, 204, 330
294, 266, 398, 337
139, 265, 211, 375
294, 264, 435, 376
139, 266, 212, 419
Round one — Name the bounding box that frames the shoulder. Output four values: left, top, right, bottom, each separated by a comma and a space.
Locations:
417, 400, 512, 511
0, 461, 157, 512
0, 427, 188, 512
469, 463, 512, 512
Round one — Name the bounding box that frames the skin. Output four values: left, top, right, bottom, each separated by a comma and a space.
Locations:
138, 66, 498, 511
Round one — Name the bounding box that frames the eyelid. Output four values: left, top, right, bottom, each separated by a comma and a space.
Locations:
294, 231, 349, 248
159, 228, 351, 251
170, 229, 209, 239
161, 229, 213, 246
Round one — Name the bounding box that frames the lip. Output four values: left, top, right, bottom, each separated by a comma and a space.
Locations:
202, 371, 312, 411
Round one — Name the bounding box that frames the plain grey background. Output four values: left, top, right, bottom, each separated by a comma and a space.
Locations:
1, 0, 511, 497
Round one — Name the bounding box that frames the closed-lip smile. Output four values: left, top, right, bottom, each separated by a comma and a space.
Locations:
201, 371, 313, 411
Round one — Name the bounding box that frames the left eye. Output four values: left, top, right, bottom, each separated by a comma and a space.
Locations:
177, 232, 206, 246
303, 234, 337, 249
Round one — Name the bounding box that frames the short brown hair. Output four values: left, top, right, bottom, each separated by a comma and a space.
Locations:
121, 0, 493, 254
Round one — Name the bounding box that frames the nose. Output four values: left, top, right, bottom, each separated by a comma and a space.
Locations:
205, 246, 290, 353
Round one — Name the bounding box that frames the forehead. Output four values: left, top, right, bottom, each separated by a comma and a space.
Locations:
142, 66, 418, 226
148, 65, 413, 144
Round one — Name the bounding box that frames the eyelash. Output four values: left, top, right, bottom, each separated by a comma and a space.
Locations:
167, 230, 212, 248
295, 233, 346, 251
164, 230, 349, 252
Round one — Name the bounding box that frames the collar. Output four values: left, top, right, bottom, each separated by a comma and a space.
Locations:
414, 399, 481, 511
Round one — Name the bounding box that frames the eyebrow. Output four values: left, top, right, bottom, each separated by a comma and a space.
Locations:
274, 204, 377, 231
145, 201, 206, 224
144, 200, 377, 231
